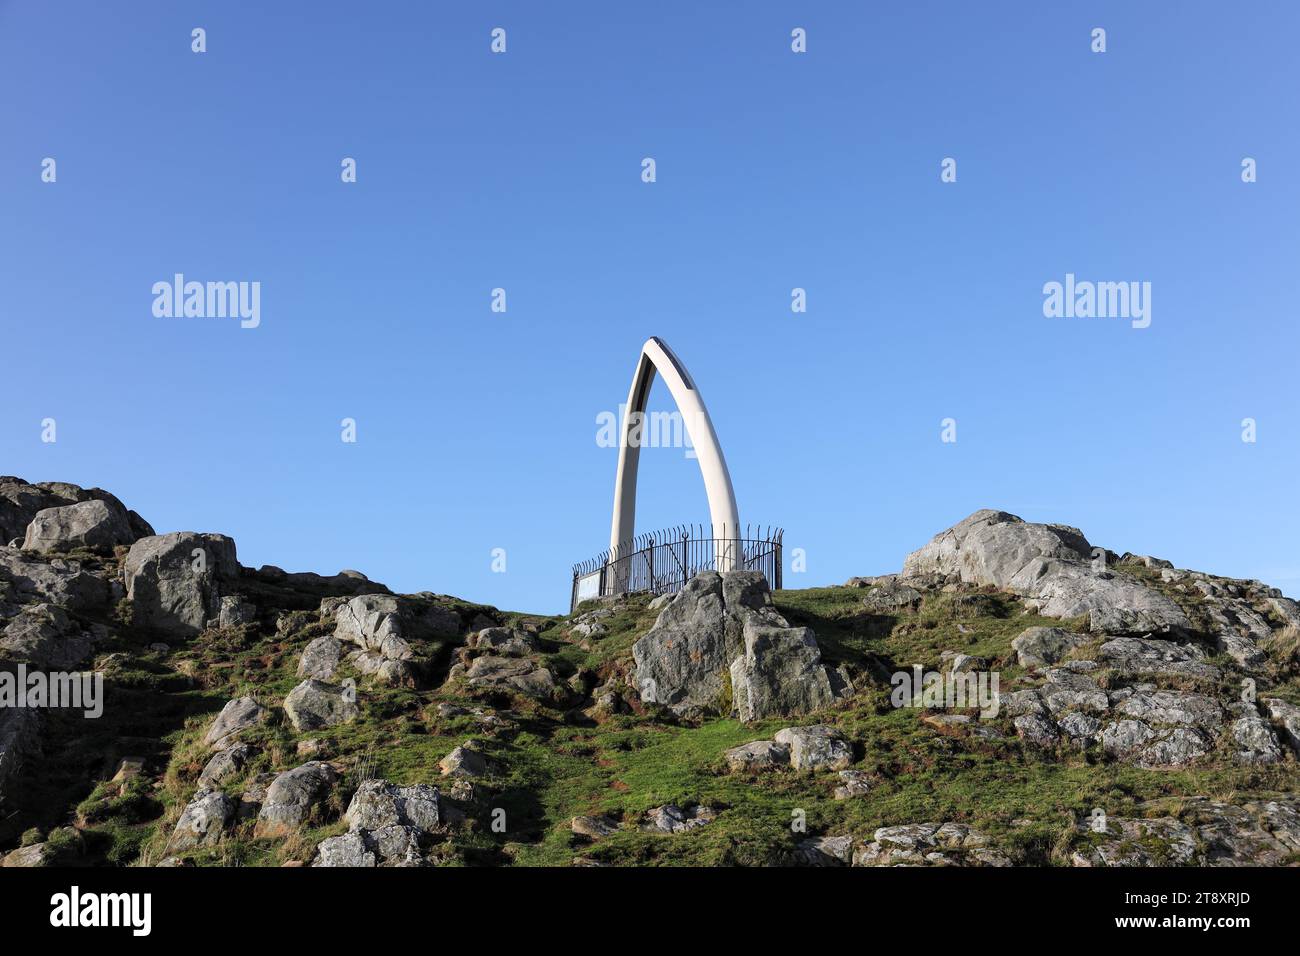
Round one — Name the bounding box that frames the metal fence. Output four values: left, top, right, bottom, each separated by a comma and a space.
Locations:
570, 524, 783, 612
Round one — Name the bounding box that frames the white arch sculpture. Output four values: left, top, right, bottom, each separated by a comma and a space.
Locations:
608, 337, 741, 593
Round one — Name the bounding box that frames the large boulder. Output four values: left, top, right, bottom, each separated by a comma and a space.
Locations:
903, 511, 1189, 634
729, 619, 845, 722
22, 499, 134, 555
633, 570, 846, 720
254, 761, 340, 837
124, 532, 239, 636
1071, 798, 1300, 867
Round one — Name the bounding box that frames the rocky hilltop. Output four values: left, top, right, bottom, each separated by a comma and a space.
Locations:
2, 480, 1298, 867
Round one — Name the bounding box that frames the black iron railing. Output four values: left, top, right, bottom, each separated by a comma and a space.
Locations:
570, 524, 783, 612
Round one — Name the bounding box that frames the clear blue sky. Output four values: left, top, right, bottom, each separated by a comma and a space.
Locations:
2, 2, 1297, 614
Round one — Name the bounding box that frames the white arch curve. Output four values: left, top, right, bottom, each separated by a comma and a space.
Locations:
608, 337, 740, 592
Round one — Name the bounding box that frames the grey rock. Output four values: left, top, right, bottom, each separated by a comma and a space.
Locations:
1011, 626, 1087, 669
1040, 669, 1109, 716
217, 595, 257, 629
729, 618, 842, 723
297, 636, 342, 680
202, 696, 269, 751
198, 742, 253, 788
283, 679, 358, 732
22, 499, 134, 555
1, 478, 149, 546
853, 822, 1009, 867
0, 603, 93, 669
1216, 632, 1266, 670
1073, 798, 1300, 867
571, 815, 620, 840
1114, 689, 1223, 731
1098, 636, 1218, 678
124, 532, 239, 636
724, 739, 790, 771
313, 831, 376, 867
439, 743, 494, 778
1014, 713, 1059, 748
167, 789, 236, 851
470, 626, 537, 657
254, 761, 340, 836
633, 570, 843, 719
345, 778, 441, 832
1230, 703, 1283, 765
774, 725, 853, 771
1002, 689, 1047, 717
1057, 712, 1103, 746
641, 804, 715, 833
0, 550, 111, 611
1262, 698, 1300, 754
903, 510, 1189, 635
461, 654, 557, 700
833, 770, 875, 800
792, 835, 854, 866
861, 579, 922, 611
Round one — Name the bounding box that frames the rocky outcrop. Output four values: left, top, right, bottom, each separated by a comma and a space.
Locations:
1071, 798, 1300, 866
641, 804, 715, 833
0, 478, 152, 547
124, 532, 239, 636
632, 571, 848, 720
1010, 666, 1284, 767
853, 823, 1010, 867
723, 739, 790, 771
330, 593, 460, 687
314, 778, 444, 867
903, 510, 1188, 634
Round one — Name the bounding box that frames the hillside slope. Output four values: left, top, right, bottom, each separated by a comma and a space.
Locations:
2, 480, 1298, 867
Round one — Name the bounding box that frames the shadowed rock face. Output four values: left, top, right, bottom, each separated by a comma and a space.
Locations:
903, 510, 1190, 634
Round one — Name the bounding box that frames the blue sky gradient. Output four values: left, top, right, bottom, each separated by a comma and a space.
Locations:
2, 2, 1297, 613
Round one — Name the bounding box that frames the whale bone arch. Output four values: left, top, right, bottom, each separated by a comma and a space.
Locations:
608, 337, 740, 592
